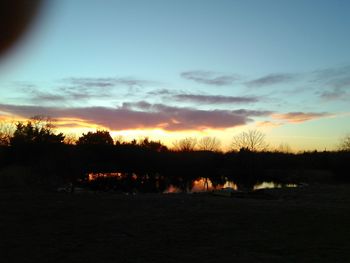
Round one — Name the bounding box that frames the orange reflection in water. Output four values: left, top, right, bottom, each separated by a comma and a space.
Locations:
164, 178, 238, 193
88, 172, 123, 181
163, 185, 182, 194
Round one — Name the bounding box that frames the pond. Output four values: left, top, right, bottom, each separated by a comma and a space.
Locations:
87, 173, 300, 193
163, 178, 299, 194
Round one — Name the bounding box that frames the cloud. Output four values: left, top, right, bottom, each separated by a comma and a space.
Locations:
272, 112, 330, 123
312, 65, 350, 83
181, 71, 237, 86
28, 90, 67, 103
318, 88, 348, 101
310, 65, 350, 101
20, 76, 157, 104
173, 94, 259, 104
231, 109, 273, 117
23, 86, 112, 104
146, 89, 260, 105
147, 89, 174, 96
63, 77, 155, 88
122, 101, 152, 110
0, 102, 272, 131
17, 76, 153, 105
256, 121, 283, 127
245, 73, 297, 88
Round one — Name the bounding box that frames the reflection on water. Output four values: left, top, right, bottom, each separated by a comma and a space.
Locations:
87, 172, 298, 193
165, 179, 298, 193
88, 172, 123, 181
169, 177, 238, 193
253, 182, 298, 190
163, 185, 182, 194
253, 182, 282, 190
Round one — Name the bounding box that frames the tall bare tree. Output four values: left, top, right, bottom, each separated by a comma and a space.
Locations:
197, 136, 221, 152
339, 134, 350, 151
172, 137, 197, 152
231, 129, 268, 152
276, 143, 292, 153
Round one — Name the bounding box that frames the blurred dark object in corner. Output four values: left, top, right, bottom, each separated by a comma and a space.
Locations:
0, 0, 44, 59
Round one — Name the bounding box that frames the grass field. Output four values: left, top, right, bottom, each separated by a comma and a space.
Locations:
1, 184, 350, 262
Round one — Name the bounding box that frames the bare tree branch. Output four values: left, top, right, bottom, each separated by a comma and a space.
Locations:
197, 136, 221, 152
172, 137, 197, 152
231, 129, 268, 152
339, 134, 350, 151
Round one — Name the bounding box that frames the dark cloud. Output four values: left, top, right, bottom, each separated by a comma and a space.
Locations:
245, 73, 296, 88
181, 71, 238, 86
272, 112, 330, 123
0, 102, 272, 131
174, 94, 259, 104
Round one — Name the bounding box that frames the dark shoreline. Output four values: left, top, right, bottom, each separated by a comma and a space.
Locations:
1, 184, 350, 262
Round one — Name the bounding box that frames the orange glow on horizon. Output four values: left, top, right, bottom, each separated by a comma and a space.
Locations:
0, 114, 342, 151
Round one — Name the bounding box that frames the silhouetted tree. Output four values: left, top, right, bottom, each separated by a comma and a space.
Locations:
173, 137, 197, 152
63, 133, 78, 145
114, 135, 125, 145
276, 143, 292, 153
76, 130, 113, 145
198, 136, 221, 152
0, 121, 15, 146
139, 137, 168, 152
231, 129, 268, 152
339, 134, 350, 152
10, 116, 64, 146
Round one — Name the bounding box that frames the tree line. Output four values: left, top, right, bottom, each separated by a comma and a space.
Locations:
0, 117, 349, 192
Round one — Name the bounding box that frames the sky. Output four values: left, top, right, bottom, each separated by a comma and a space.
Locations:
0, 0, 350, 151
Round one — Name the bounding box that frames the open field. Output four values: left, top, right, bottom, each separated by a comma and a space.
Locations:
1, 184, 350, 263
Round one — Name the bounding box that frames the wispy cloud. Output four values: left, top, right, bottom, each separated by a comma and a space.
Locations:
256, 121, 283, 128
13, 75, 158, 105
63, 77, 155, 88
146, 89, 174, 96
272, 112, 330, 123
173, 94, 259, 104
22, 86, 112, 105
245, 73, 297, 88
146, 89, 260, 105
312, 65, 350, 101
318, 88, 348, 101
181, 71, 238, 86
312, 65, 350, 82
28, 90, 67, 103
0, 102, 272, 131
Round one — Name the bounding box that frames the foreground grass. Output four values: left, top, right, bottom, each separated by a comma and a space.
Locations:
0, 185, 350, 263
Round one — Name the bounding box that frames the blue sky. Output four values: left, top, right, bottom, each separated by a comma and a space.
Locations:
1, 0, 350, 150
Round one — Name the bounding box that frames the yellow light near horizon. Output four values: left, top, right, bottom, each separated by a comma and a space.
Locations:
1, 114, 344, 152
54, 121, 257, 150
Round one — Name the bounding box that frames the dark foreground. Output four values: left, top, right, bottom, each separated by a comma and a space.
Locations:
1, 185, 350, 263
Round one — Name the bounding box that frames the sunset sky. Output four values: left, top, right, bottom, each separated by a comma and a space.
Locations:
1, 0, 350, 151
